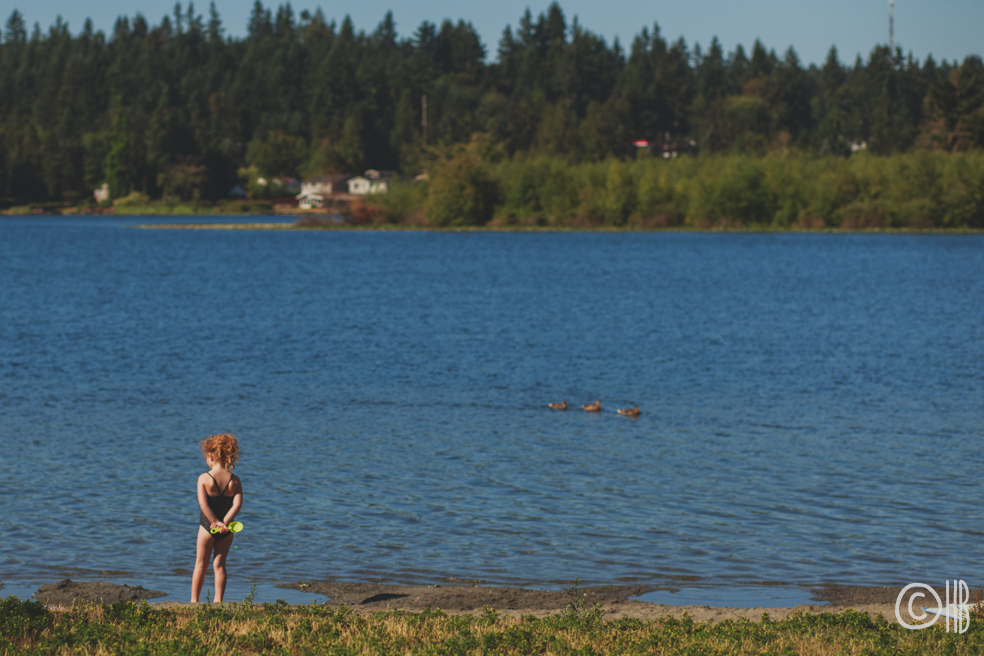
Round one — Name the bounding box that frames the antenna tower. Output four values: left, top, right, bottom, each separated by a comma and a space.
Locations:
888, 0, 895, 50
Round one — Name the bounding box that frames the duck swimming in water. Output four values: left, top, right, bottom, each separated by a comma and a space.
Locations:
617, 406, 640, 417
549, 400, 567, 410
582, 400, 601, 412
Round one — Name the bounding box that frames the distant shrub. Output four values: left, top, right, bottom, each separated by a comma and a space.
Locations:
112, 192, 151, 208
686, 158, 775, 227
493, 157, 579, 225
600, 160, 637, 225
424, 151, 498, 226
364, 181, 428, 224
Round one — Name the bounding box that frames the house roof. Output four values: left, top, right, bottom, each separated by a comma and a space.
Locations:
364, 169, 397, 180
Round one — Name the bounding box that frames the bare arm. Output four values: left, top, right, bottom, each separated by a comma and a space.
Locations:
197, 474, 224, 529
223, 484, 243, 525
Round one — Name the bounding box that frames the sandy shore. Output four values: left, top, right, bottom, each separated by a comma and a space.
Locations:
33, 579, 167, 605
23, 579, 970, 625
271, 581, 953, 624
23, 579, 973, 625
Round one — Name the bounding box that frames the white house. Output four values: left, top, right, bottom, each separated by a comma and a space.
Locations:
296, 193, 325, 209
347, 170, 396, 195
299, 174, 352, 196
94, 183, 110, 203
296, 174, 353, 208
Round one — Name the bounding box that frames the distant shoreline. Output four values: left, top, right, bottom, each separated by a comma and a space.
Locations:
133, 222, 984, 234
5, 209, 982, 233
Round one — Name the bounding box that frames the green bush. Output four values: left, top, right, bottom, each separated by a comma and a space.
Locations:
494, 157, 579, 225
0, 596, 53, 641
424, 151, 499, 226
600, 160, 637, 225
112, 191, 152, 208
364, 180, 428, 223
687, 157, 776, 226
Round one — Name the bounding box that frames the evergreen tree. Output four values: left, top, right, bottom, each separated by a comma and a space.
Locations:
921, 56, 984, 151
692, 37, 728, 152
5, 10, 27, 45
815, 46, 852, 154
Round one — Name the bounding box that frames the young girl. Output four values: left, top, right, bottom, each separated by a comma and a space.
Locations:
191, 433, 243, 603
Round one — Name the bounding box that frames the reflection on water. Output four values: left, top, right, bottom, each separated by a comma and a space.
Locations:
1, 218, 982, 589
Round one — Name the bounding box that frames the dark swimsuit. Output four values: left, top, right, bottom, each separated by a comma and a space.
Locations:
199, 473, 236, 540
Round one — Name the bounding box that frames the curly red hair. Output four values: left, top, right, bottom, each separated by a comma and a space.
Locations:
200, 433, 240, 469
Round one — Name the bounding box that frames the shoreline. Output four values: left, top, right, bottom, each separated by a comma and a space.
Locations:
132, 222, 984, 234
4, 211, 983, 233
11, 581, 980, 655
12, 579, 970, 625
267, 581, 969, 624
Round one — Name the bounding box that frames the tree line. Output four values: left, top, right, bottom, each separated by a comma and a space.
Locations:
366, 147, 984, 229
1, 2, 982, 206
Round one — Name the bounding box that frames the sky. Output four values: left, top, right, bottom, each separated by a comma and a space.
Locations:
7, 0, 983, 66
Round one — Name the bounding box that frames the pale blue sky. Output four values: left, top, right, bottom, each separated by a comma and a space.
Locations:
9, 0, 983, 66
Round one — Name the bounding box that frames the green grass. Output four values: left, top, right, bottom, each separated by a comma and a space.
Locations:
3, 594, 983, 655
2, 200, 278, 216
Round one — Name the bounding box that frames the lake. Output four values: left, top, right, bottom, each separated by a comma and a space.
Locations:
1, 216, 982, 600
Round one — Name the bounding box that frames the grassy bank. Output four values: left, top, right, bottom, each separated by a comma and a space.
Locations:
3, 594, 983, 656
1, 198, 280, 217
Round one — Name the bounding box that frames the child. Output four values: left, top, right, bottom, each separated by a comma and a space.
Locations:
191, 433, 243, 603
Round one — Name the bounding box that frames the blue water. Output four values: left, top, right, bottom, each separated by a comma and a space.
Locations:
1, 216, 982, 599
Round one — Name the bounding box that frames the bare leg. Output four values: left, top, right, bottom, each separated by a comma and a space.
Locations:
191, 526, 215, 603
211, 533, 234, 603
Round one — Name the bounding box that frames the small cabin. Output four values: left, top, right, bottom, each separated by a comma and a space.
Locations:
93, 183, 110, 203
296, 192, 325, 209
297, 174, 354, 208
347, 169, 396, 195
299, 174, 353, 197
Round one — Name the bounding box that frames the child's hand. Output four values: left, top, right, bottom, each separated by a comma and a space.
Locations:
211, 521, 228, 533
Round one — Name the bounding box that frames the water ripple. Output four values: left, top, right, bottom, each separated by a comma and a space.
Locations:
0, 221, 982, 588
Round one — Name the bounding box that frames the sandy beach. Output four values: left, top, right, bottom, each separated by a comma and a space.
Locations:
24, 579, 973, 626
274, 581, 967, 625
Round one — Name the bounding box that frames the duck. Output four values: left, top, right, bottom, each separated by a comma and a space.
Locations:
582, 400, 601, 412
549, 400, 567, 410
617, 406, 641, 417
